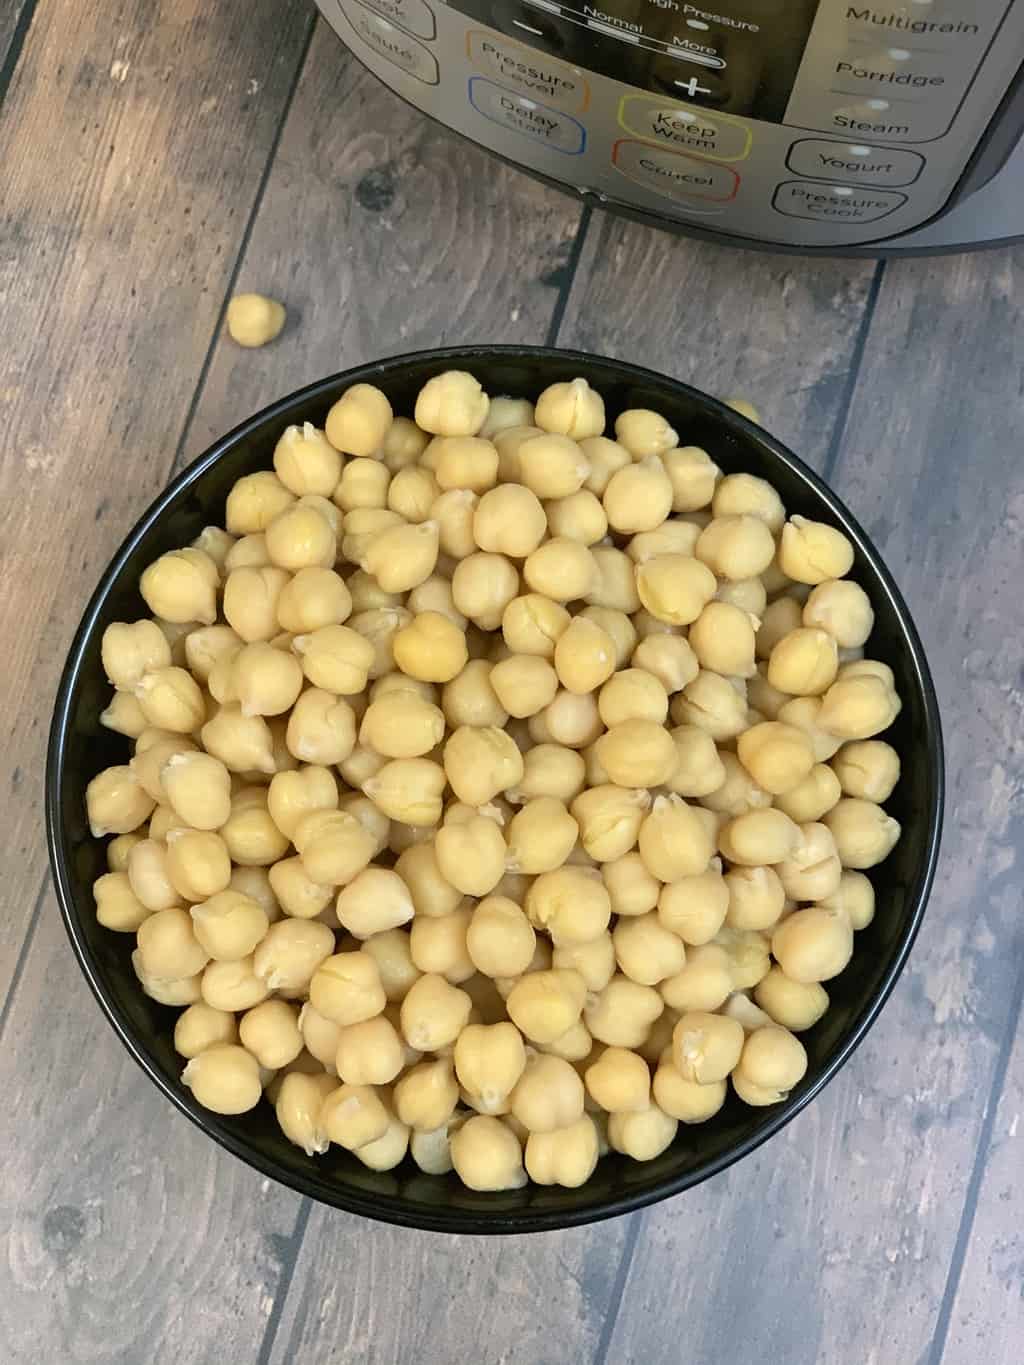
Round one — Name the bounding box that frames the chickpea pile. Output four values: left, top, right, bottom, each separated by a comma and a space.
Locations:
87, 371, 903, 1193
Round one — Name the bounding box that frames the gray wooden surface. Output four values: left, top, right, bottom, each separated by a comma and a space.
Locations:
1, 3, 1021, 1362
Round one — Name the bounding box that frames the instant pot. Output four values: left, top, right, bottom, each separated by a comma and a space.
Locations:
316, 0, 1024, 254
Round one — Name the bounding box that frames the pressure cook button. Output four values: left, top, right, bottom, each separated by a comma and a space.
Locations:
341, 3, 439, 83
618, 94, 751, 162
468, 78, 586, 154
772, 180, 907, 224
786, 139, 924, 187
612, 140, 739, 203
352, 0, 435, 41
467, 31, 590, 113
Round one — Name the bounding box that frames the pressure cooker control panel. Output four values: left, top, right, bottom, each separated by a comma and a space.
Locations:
317, 0, 1024, 247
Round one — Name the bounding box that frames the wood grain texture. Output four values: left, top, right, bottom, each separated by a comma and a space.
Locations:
266, 1217, 631, 1365
946, 1020, 1024, 1360
0, 0, 313, 999
183, 29, 585, 467
595, 247, 1024, 1365
0, 896, 305, 1364
557, 211, 878, 457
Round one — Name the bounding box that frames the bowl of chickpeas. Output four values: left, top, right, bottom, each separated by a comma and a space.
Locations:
48, 346, 942, 1232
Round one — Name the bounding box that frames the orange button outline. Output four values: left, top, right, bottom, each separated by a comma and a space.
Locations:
617, 93, 751, 162
612, 139, 740, 202
466, 28, 591, 113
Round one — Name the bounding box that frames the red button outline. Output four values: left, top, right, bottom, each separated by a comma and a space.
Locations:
612, 139, 739, 202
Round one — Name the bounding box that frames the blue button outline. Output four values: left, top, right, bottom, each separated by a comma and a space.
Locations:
467, 76, 586, 156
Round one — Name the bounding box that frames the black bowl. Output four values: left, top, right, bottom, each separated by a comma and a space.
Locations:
47, 346, 943, 1234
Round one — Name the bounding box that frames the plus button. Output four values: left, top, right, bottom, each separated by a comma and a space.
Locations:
675, 76, 712, 98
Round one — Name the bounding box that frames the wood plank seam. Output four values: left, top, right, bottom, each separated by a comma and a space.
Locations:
255, 1199, 312, 1365
545, 205, 594, 348
592, 1212, 644, 1365
821, 261, 887, 483
0, 0, 38, 112
927, 962, 1024, 1364
0, 878, 47, 1045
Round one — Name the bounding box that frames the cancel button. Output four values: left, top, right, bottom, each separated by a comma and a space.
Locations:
787, 139, 924, 188
772, 180, 907, 224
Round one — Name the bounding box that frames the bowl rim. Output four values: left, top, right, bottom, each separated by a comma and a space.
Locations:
47, 344, 944, 1233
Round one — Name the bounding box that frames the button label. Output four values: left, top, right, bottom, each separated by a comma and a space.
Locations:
772, 180, 907, 224
467, 31, 589, 113
340, 2, 439, 84
352, 0, 435, 41
612, 140, 739, 203
468, 79, 586, 155
618, 93, 751, 162
787, 138, 923, 187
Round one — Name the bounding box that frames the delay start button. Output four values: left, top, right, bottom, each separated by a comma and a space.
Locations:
772, 180, 907, 223
467, 31, 589, 113
468, 78, 586, 155
612, 140, 739, 203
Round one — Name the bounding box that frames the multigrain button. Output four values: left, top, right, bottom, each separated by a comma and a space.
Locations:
787, 139, 923, 187
612, 140, 739, 203
772, 180, 907, 224
467, 31, 590, 113
353, 0, 435, 41
341, 2, 439, 83
618, 94, 751, 162
469, 78, 586, 154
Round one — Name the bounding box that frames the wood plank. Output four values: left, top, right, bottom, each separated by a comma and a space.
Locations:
0, 897, 306, 1363
594, 246, 1024, 1365
0, 0, 35, 93
945, 1015, 1024, 1361
0, 0, 313, 999
557, 212, 879, 457
183, 30, 585, 465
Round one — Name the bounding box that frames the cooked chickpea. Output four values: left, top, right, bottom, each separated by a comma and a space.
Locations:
550, 617, 615, 696
754, 966, 828, 1032
305, 950, 385, 1028
736, 1024, 808, 1097
226, 642, 302, 720
776, 822, 842, 901
767, 628, 840, 698
542, 489, 605, 547
330, 1011, 406, 1086
653, 1064, 725, 1124
265, 764, 336, 841
607, 1105, 677, 1161
181, 1042, 262, 1115
100, 691, 148, 739
542, 689, 603, 749
523, 538, 595, 603
102, 620, 173, 693
415, 371, 489, 437
468, 483, 546, 559
93, 871, 151, 932
802, 579, 874, 649
391, 610, 469, 684
274, 1071, 335, 1156
501, 594, 570, 658
321, 1082, 391, 1150
695, 515, 776, 581
198, 955, 268, 1012
137, 906, 210, 980
584, 974, 663, 1047
400, 973, 472, 1051
332, 867, 415, 940
818, 674, 901, 739
443, 725, 522, 806
613, 912, 686, 985
506, 968, 586, 1044
571, 784, 650, 862
386, 465, 440, 524
249, 918, 335, 995
391, 1058, 459, 1134
173, 1000, 238, 1059
356, 691, 444, 760
615, 408, 677, 458
453, 1021, 527, 1114
164, 828, 231, 902
236, 999, 302, 1071
479, 396, 536, 440
86, 765, 155, 838
444, 1114, 524, 1190
635, 554, 716, 627
324, 383, 393, 458
223, 565, 291, 644
734, 721, 815, 797
132, 949, 201, 1006
595, 720, 676, 789
341, 510, 402, 567
637, 794, 714, 882
819, 868, 876, 930
671, 1010, 744, 1084
465, 896, 535, 979
156, 751, 231, 831
772, 905, 853, 984
224, 534, 271, 572
632, 634, 699, 695
723, 863, 785, 932
378, 415, 429, 471
427, 435, 498, 494
662, 726, 723, 801
603, 456, 674, 534
219, 786, 290, 866
718, 807, 800, 866
778, 516, 854, 584
689, 601, 758, 678
358, 519, 440, 596
525, 866, 611, 946
430, 488, 477, 560
189, 888, 269, 962
831, 739, 900, 802
775, 763, 842, 824
485, 654, 556, 719
140, 549, 219, 627
824, 797, 900, 868
200, 705, 274, 775
658, 444, 719, 512
509, 1053, 585, 1134
660, 943, 733, 1012
135, 666, 205, 733
601, 852, 659, 919
392, 841, 459, 920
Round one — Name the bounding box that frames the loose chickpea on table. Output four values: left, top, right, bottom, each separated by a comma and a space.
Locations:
85, 369, 904, 1192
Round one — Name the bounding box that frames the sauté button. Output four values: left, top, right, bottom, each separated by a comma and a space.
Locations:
787, 139, 924, 186
467, 31, 590, 113
340, 2, 439, 84
618, 94, 751, 162
772, 180, 907, 223
469, 78, 586, 155
612, 140, 739, 202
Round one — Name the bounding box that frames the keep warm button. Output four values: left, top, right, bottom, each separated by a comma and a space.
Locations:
772, 180, 906, 224
612, 141, 739, 203
468, 78, 585, 154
